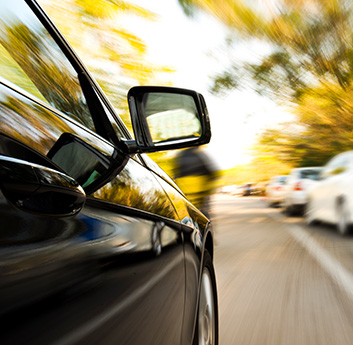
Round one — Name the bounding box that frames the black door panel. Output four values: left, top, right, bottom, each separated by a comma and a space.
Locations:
1, 197, 185, 344
91, 158, 178, 220
2, 244, 185, 345
149, 169, 212, 344
0, 79, 186, 343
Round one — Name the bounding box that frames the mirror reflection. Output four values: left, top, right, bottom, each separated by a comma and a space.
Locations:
143, 93, 201, 143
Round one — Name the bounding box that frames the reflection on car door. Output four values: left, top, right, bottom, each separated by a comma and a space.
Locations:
0, 82, 187, 345
141, 155, 211, 345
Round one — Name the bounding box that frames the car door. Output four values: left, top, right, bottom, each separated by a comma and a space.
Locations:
316, 154, 345, 222
140, 153, 213, 345
0, 1, 186, 344
313, 160, 334, 221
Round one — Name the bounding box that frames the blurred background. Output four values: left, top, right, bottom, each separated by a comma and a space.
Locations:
39, 0, 353, 190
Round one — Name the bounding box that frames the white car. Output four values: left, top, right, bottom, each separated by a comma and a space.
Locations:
266, 175, 288, 206
282, 167, 323, 215
306, 151, 353, 235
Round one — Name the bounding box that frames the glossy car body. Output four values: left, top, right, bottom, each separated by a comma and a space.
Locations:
266, 175, 287, 206
282, 167, 322, 215
306, 151, 353, 235
0, 1, 218, 344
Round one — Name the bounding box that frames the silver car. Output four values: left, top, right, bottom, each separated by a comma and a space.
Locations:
266, 175, 288, 207
306, 151, 353, 235
282, 167, 322, 215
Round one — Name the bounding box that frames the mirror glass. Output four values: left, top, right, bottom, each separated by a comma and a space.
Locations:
143, 93, 201, 143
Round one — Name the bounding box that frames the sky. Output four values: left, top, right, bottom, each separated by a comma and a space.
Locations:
120, 0, 293, 169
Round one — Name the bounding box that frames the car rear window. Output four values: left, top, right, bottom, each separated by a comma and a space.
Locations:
277, 176, 287, 183
299, 169, 321, 180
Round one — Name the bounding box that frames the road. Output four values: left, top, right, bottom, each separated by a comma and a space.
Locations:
212, 194, 353, 345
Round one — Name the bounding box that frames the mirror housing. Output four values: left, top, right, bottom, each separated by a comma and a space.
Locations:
47, 133, 124, 195
125, 86, 211, 153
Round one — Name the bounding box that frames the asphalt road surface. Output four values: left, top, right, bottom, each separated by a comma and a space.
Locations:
212, 194, 353, 345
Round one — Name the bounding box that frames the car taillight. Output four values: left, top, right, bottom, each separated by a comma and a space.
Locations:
294, 182, 302, 191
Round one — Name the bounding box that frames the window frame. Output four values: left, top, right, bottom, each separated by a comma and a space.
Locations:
26, 0, 133, 143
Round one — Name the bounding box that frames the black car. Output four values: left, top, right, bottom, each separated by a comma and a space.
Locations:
0, 1, 218, 344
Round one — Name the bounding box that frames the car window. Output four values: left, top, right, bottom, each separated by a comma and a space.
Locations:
0, 0, 94, 130
331, 155, 347, 175
0, 45, 45, 101
321, 154, 349, 178
299, 169, 322, 180
278, 176, 287, 183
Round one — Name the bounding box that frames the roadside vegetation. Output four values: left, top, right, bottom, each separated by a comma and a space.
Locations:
39, 0, 353, 187
179, 0, 353, 171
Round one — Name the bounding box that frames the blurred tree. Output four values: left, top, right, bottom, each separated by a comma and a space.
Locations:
178, 0, 353, 166
39, 0, 175, 131
253, 123, 334, 167
178, 0, 353, 100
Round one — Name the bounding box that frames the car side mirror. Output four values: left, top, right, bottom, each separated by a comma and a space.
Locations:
47, 133, 122, 194
125, 86, 211, 153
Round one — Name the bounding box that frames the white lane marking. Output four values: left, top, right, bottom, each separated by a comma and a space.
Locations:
268, 211, 353, 302
52, 258, 180, 345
